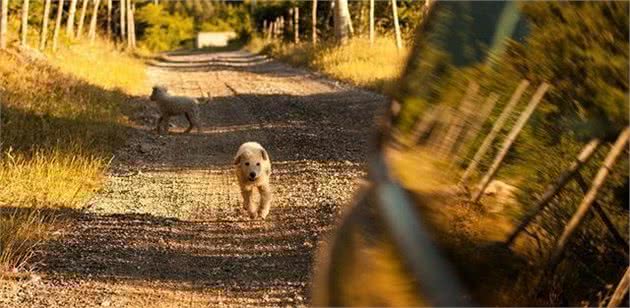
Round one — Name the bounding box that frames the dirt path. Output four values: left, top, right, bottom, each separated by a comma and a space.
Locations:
1, 50, 385, 307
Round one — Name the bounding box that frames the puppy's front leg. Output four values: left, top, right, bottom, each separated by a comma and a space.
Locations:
258, 184, 272, 219
241, 187, 257, 219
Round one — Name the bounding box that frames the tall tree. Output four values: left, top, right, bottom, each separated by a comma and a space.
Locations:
126, 0, 135, 49
126, 0, 131, 48
130, 1, 135, 47
333, 0, 350, 44
0, 0, 8, 49
311, 0, 317, 45
20, 0, 29, 46
87, 0, 100, 43
39, 0, 51, 50
76, 0, 88, 39
391, 0, 402, 50
106, 0, 111, 37
293, 6, 299, 43
66, 0, 79, 37
119, 0, 125, 40
52, 0, 65, 51
369, 0, 374, 45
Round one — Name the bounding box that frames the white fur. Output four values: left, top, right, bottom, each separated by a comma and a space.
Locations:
150, 85, 201, 134
234, 142, 273, 219
482, 180, 520, 212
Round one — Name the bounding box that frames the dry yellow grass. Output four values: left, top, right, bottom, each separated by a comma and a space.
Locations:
50, 39, 147, 96
258, 36, 408, 91
0, 38, 146, 272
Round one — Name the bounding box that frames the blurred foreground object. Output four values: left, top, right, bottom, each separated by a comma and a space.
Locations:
312, 1, 628, 306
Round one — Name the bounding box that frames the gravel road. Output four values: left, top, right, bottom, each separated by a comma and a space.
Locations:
0, 50, 386, 307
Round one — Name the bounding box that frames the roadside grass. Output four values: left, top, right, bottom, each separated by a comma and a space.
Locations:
0, 38, 146, 273
251, 36, 408, 93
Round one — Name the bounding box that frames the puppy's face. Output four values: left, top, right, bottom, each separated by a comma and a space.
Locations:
235, 149, 267, 182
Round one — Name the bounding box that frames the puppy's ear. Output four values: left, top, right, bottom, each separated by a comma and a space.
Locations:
234, 153, 242, 165
261, 149, 268, 160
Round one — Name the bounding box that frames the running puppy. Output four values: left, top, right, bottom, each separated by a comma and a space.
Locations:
149, 85, 201, 134
234, 142, 272, 219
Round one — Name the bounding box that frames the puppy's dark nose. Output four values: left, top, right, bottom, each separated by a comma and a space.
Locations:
249, 172, 256, 178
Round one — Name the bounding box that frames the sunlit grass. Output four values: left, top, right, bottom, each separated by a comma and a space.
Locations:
0, 208, 52, 272
50, 38, 147, 96
0, 36, 146, 272
256, 36, 408, 92
0, 149, 105, 208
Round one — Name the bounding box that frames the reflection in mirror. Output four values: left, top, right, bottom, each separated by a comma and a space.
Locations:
387, 1, 629, 306
316, 1, 629, 306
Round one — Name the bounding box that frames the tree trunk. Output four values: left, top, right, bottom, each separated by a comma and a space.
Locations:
88, 0, 100, 43
347, 4, 353, 36
39, 0, 51, 50
130, 1, 135, 48
293, 6, 299, 43
52, 0, 65, 52
369, 0, 374, 45
20, 0, 29, 46
126, 0, 135, 49
0, 0, 7, 49
76, 0, 89, 39
311, 0, 317, 45
66, 0, 78, 37
391, 0, 402, 50
504, 139, 601, 247
126, 0, 131, 48
262, 19, 267, 40
459, 80, 530, 186
608, 267, 630, 308
106, 0, 111, 37
119, 0, 125, 40
472, 82, 549, 204
323, 0, 334, 33
279, 16, 284, 40
333, 0, 350, 44
548, 126, 630, 271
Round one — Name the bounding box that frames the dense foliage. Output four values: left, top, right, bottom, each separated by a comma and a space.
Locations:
393, 2, 628, 305
135, 1, 251, 51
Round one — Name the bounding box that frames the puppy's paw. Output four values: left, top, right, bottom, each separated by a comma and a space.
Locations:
258, 208, 270, 220
246, 208, 258, 219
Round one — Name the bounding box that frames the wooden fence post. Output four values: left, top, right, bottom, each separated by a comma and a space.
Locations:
472, 82, 549, 204
574, 173, 629, 253
439, 81, 479, 156
426, 106, 454, 149
548, 127, 630, 270
408, 103, 446, 146
459, 80, 530, 187
455, 92, 499, 161
504, 138, 601, 246
607, 267, 630, 308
